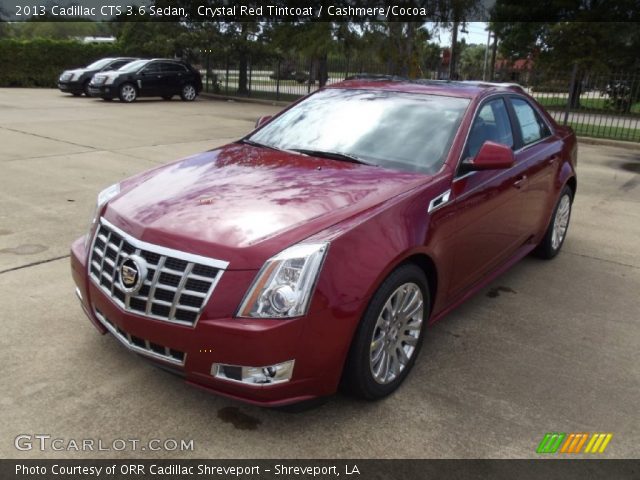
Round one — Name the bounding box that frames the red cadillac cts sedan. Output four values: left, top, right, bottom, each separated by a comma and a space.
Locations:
71, 79, 577, 406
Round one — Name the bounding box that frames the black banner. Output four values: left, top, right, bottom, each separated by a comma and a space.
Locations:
2, 459, 640, 480
2, 0, 640, 22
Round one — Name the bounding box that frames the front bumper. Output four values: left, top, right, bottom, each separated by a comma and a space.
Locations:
87, 84, 114, 99
70, 236, 358, 406
58, 80, 84, 94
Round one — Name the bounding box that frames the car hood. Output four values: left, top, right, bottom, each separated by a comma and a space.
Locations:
104, 144, 429, 270
64, 68, 90, 76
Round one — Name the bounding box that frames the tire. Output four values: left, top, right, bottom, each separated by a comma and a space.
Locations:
162, 95, 173, 101
534, 185, 573, 259
72, 92, 82, 97
83, 80, 91, 96
118, 83, 137, 103
343, 264, 430, 400
180, 84, 197, 101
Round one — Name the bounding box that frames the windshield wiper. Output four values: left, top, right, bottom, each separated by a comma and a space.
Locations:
290, 148, 374, 166
238, 138, 280, 151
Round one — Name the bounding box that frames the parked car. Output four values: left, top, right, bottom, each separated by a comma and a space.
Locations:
58, 57, 138, 96
71, 79, 577, 406
88, 59, 202, 102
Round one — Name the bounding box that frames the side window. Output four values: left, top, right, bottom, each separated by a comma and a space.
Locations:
110, 61, 128, 70
163, 63, 187, 73
511, 98, 551, 145
142, 63, 162, 74
465, 98, 514, 159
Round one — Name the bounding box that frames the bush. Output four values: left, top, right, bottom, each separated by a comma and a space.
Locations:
0, 39, 119, 87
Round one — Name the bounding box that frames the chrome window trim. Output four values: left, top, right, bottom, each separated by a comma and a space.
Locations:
454, 92, 557, 177
88, 217, 228, 328
93, 307, 185, 367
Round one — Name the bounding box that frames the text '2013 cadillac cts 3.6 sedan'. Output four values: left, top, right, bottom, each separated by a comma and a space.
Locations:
71, 79, 577, 406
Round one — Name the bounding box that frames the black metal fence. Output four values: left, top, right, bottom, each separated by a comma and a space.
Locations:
196, 53, 640, 143
497, 66, 640, 143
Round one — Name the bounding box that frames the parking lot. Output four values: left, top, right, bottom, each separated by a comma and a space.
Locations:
1, 88, 639, 459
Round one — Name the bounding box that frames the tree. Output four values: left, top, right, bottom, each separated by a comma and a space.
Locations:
458, 43, 486, 80
115, 20, 188, 58
491, 0, 640, 108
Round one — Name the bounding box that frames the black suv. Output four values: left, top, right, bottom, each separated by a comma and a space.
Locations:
58, 58, 138, 96
88, 59, 203, 102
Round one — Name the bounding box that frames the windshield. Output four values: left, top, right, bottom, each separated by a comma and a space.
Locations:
117, 59, 150, 72
248, 89, 470, 174
86, 58, 113, 70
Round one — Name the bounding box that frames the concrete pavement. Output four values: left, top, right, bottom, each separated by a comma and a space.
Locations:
0, 89, 639, 459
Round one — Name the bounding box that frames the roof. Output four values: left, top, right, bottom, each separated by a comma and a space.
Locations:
329, 76, 525, 99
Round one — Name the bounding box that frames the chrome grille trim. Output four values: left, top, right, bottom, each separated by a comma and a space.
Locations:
88, 217, 228, 327
93, 307, 185, 366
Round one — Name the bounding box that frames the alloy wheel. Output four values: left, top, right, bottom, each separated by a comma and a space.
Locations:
120, 84, 136, 102
369, 282, 424, 384
182, 85, 196, 101
552, 194, 571, 250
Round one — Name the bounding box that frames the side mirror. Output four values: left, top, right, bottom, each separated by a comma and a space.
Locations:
463, 141, 514, 171
255, 115, 272, 128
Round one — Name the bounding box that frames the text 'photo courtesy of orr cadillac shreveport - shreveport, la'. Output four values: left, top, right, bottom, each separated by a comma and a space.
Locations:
71, 78, 577, 407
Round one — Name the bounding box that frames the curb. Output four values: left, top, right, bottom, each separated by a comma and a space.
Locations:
200, 92, 290, 107
577, 136, 640, 150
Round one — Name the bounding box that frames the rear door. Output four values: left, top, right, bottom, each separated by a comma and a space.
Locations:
161, 62, 189, 94
507, 96, 562, 238
446, 96, 530, 299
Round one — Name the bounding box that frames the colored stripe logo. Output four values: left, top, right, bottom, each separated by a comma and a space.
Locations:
537, 433, 612, 454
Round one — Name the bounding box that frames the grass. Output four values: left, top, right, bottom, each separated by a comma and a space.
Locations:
568, 121, 640, 142
535, 96, 640, 115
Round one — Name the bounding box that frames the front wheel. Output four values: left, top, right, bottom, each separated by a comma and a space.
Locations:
343, 264, 429, 400
118, 83, 137, 103
180, 84, 197, 101
535, 185, 573, 259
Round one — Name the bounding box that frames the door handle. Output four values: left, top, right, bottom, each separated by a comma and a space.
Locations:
514, 175, 527, 189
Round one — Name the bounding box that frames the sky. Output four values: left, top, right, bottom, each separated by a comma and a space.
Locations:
431, 22, 490, 47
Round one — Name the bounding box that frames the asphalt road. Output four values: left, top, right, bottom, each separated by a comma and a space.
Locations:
1, 89, 639, 459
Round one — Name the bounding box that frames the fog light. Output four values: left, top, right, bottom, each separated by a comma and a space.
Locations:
212, 360, 294, 386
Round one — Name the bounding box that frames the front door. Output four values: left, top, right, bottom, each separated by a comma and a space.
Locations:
137, 62, 164, 97
446, 97, 529, 300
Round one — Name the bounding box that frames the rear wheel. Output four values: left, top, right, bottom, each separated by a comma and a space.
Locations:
118, 83, 137, 103
343, 264, 429, 400
535, 185, 573, 259
180, 84, 197, 101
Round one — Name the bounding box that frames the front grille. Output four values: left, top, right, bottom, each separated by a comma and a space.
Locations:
89, 218, 228, 326
94, 307, 185, 366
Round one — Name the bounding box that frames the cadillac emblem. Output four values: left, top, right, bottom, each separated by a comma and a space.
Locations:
118, 255, 147, 294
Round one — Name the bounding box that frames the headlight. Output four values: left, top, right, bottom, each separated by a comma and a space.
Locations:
105, 76, 115, 85
70, 72, 81, 81
237, 242, 329, 319
85, 183, 120, 247
92, 183, 120, 223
